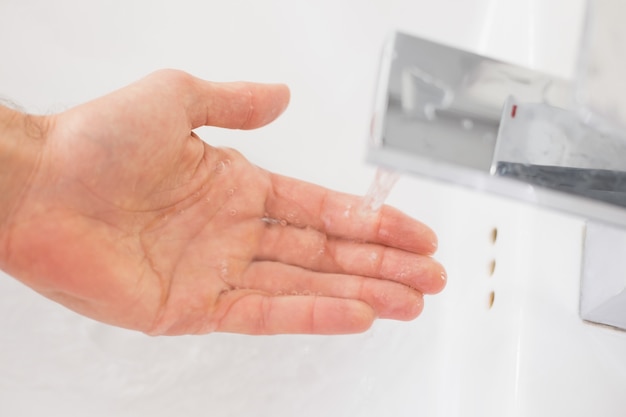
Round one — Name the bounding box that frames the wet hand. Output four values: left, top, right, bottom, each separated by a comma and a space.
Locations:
0, 70, 446, 335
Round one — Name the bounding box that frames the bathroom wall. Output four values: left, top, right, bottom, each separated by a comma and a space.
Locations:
2, 1, 625, 416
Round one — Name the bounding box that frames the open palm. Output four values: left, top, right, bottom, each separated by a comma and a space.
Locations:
1, 70, 445, 335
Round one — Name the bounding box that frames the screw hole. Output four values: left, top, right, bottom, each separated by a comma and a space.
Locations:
488, 291, 495, 309
490, 228, 498, 244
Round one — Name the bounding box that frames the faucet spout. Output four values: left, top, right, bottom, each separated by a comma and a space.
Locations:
369, 32, 626, 228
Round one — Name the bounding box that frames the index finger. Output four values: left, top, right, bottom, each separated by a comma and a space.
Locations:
264, 172, 438, 255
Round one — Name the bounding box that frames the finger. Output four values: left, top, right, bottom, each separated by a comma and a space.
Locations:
238, 261, 424, 320
214, 291, 376, 335
171, 71, 290, 130
264, 173, 438, 255
256, 223, 446, 294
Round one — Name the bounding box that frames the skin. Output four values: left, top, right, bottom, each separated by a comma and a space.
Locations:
0, 70, 446, 336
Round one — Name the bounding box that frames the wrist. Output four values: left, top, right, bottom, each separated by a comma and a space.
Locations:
0, 105, 47, 248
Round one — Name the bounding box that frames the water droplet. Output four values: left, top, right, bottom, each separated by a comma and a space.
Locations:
215, 159, 232, 174
343, 204, 352, 218
279, 219, 288, 227
227, 188, 236, 197
229, 209, 237, 217
219, 261, 229, 279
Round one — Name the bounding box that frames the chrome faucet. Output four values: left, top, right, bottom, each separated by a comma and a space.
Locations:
368, 1, 626, 331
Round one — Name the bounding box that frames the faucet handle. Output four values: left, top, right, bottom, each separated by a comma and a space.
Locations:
493, 97, 626, 210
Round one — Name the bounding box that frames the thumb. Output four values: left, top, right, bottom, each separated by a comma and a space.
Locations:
197, 80, 291, 130
152, 70, 291, 130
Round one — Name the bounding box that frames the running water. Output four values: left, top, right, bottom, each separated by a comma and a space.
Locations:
361, 168, 400, 213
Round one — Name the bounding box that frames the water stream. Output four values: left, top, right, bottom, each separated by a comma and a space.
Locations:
361, 168, 400, 213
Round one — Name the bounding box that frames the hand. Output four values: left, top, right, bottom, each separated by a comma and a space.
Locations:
0, 70, 445, 335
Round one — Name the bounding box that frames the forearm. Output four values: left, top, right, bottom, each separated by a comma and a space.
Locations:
0, 105, 46, 250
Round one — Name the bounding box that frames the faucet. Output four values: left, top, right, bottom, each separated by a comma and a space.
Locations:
367, 1, 626, 331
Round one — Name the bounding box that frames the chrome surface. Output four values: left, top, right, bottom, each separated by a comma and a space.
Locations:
368, 30, 626, 330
